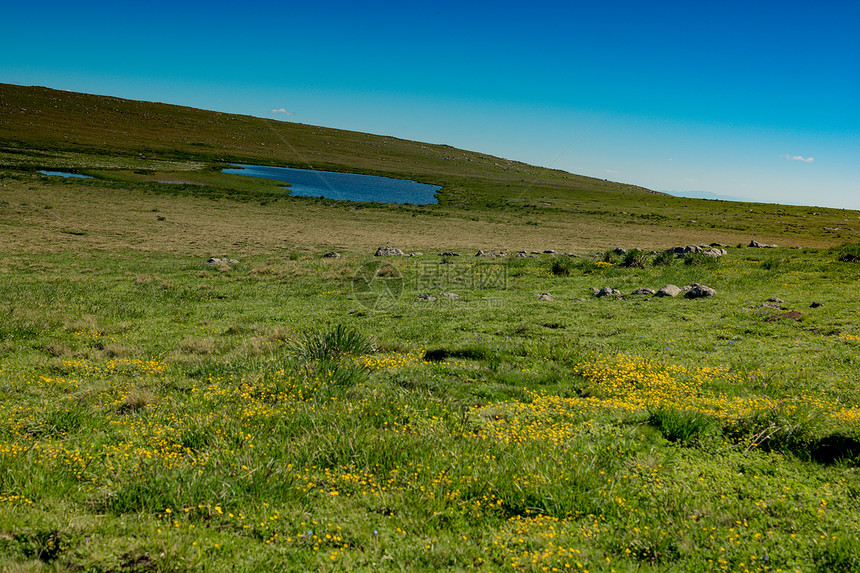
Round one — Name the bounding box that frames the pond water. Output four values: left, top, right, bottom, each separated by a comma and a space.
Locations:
222, 164, 440, 205
36, 170, 93, 179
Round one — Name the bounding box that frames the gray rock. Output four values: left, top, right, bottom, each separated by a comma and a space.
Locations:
206, 257, 239, 266
596, 287, 622, 297
439, 292, 460, 300
537, 293, 554, 301
685, 284, 717, 298
631, 288, 656, 295
702, 248, 727, 257
762, 303, 782, 309
655, 285, 682, 298
439, 251, 461, 257
322, 252, 341, 259
766, 297, 785, 304
416, 294, 437, 302
407, 252, 423, 257
543, 250, 557, 255
749, 240, 777, 248
590, 287, 600, 295
613, 248, 627, 255
375, 246, 404, 256
475, 250, 485, 257
810, 301, 824, 308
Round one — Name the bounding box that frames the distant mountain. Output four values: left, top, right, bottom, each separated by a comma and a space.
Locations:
660, 190, 751, 202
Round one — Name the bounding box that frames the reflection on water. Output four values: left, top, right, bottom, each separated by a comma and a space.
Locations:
223, 164, 440, 205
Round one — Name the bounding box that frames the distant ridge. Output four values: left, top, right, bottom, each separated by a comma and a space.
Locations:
661, 190, 751, 203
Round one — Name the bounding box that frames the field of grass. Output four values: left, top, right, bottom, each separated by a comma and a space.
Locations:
2, 84, 860, 572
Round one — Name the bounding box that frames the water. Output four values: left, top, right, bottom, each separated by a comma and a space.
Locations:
222, 164, 440, 205
37, 170, 93, 179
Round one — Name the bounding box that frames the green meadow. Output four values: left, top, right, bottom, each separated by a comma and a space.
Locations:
2, 84, 860, 572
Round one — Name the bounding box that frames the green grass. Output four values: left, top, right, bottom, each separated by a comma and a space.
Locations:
2, 84, 860, 571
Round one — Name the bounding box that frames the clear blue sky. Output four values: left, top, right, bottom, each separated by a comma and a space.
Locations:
3, 0, 859, 210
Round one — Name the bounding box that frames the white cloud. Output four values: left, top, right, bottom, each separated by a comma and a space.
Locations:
271, 108, 295, 115
782, 154, 814, 163
605, 169, 619, 174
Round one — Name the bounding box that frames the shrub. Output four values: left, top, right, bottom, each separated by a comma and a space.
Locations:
837, 243, 860, 262
550, 255, 577, 276
652, 250, 675, 267
683, 252, 719, 266
292, 324, 374, 361
600, 249, 623, 265
622, 249, 648, 268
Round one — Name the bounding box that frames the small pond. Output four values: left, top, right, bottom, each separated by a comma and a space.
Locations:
36, 170, 93, 179
222, 164, 440, 205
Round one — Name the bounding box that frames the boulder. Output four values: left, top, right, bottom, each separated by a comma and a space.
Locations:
766, 297, 785, 304
537, 293, 554, 301
596, 287, 622, 298
375, 246, 404, 256
749, 240, 777, 248
322, 252, 341, 259
416, 294, 437, 302
685, 284, 717, 298
655, 285, 682, 298
810, 301, 824, 308
631, 288, 656, 295
702, 248, 727, 257
206, 257, 239, 266
439, 292, 460, 300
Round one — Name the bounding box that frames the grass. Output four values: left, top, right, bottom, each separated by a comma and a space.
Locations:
2, 84, 860, 571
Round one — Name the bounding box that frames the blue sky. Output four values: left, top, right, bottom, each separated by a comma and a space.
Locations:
3, 1, 859, 210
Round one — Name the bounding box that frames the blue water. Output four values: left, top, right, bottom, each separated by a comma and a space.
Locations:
37, 170, 93, 179
222, 164, 440, 205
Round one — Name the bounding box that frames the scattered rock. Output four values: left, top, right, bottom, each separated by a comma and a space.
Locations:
685, 284, 717, 298
537, 293, 554, 301
749, 240, 777, 248
439, 251, 461, 257
596, 287, 622, 298
543, 250, 557, 255
322, 252, 341, 259
655, 285, 682, 298
475, 250, 485, 257
375, 246, 404, 256
439, 292, 460, 300
407, 252, 423, 257
766, 310, 805, 322
762, 303, 782, 309
613, 248, 627, 255
766, 297, 785, 304
702, 248, 727, 258
205, 257, 238, 266
631, 288, 656, 295
416, 294, 437, 302
810, 301, 824, 308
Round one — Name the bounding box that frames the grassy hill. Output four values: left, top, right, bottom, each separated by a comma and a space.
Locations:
2, 82, 858, 254
2, 84, 860, 572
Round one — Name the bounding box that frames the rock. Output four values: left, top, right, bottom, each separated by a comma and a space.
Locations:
407, 252, 423, 257
543, 250, 557, 255
517, 251, 529, 257
761, 303, 782, 309
596, 287, 621, 297
439, 292, 459, 300
537, 293, 554, 301
749, 240, 777, 248
375, 246, 404, 256
205, 257, 239, 266
322, 252, 341, 259
683, 245, 703, 254
685, 284, 717, 298
766, 297, 785, 304
439, 251, 461, 257
810, 301, 824, 308
416, 294, 437, 302
613, 248, 627, 255
702, 248, 727, 258
655, 285, 682, 298
590, 287, 600, 295
631, 288, 656, 295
